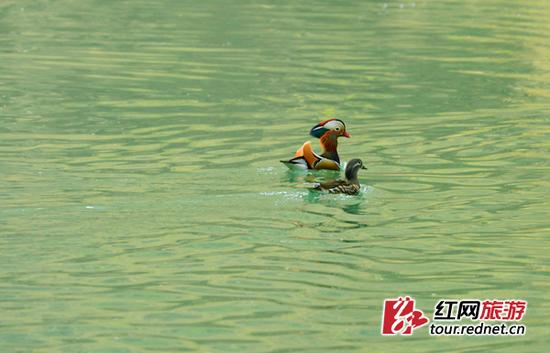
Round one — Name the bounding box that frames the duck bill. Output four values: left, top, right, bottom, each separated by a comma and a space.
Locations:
342, 131, 351, 138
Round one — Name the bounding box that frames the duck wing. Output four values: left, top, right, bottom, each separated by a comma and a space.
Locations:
327, 183, 360, 195
311, 179, 346, 190
312, 180, 360, 195
281, 141, 340, 170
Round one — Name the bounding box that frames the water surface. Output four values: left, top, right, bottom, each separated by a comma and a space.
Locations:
1, 1, 549, 352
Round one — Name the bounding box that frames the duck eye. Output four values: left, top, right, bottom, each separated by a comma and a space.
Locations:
335, 127, 340, 131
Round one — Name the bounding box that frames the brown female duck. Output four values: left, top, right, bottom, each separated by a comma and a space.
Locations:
310, 159, 366, 195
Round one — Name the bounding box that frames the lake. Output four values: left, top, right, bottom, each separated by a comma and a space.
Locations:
1, 0, 549, 352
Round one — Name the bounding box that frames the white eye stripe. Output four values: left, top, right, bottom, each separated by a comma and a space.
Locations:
311, 126, 325, 134
324, 120, 345, 130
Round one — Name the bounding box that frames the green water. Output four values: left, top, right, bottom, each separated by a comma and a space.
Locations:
1, 0, 549, 352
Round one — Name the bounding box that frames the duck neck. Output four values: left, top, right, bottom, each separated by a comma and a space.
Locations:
345, 166, 360, 184
320, 132, 339, 163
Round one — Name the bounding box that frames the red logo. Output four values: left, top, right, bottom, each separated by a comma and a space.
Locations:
381, 296, 429, 335
479, 300, 527, 320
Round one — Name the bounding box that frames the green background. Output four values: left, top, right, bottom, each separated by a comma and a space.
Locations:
1, 0, 549, 352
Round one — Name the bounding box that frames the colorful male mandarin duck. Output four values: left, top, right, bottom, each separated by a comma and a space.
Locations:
281, 118, 350, 170
310, 159, 366, 195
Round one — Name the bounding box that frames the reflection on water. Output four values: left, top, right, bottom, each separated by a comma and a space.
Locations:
1, 0, 549, 352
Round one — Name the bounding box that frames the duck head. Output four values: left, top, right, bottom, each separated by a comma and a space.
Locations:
310, 118, 350, 139
345, 158, 367, 181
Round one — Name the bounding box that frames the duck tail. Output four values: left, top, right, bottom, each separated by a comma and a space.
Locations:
310, 182, 322, 190
281, 158, 308, 169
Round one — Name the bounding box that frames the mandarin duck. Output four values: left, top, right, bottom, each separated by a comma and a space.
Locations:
310, 159, 366, 195
281, 118, 350, 170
